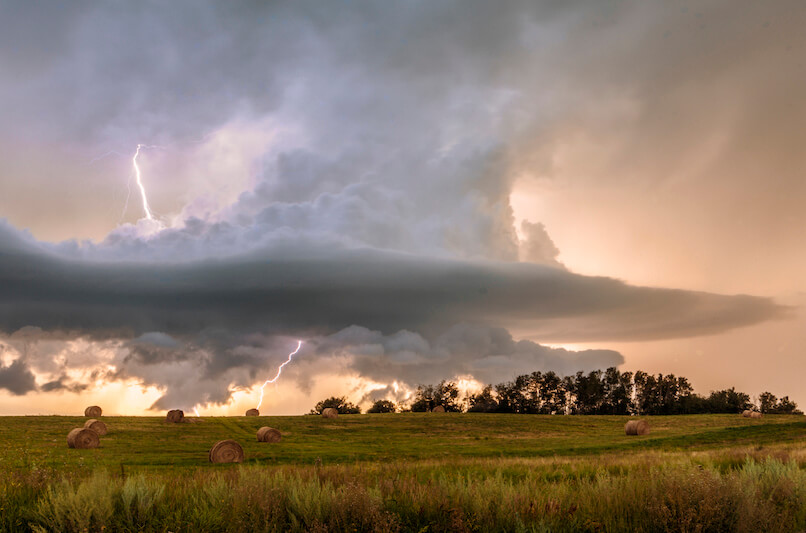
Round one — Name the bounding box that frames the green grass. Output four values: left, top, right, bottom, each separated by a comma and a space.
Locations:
4, 413, 806, 471
2, 413, 806, 532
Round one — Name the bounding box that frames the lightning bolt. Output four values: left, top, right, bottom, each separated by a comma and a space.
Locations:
132, 144, 155, 221
194, 407, 201, 417
119, 171, 133, 223
256, 340, 303, 410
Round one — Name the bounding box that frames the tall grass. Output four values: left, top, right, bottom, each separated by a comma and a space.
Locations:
1, 447, 804, 532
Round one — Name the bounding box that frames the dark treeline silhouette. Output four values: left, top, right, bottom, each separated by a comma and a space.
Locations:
427, 368, 802, 415
309, 396, 361, 415
311, 368, 801, 415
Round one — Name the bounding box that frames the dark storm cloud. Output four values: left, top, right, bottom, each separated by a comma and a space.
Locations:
313, 324, 624, 388
0, 220, 784, 343
0, 1, 291, 145
0, 0, 550, 148
0, 213, 786, 407
39, 375, 88, 394
0, 359, 37, 395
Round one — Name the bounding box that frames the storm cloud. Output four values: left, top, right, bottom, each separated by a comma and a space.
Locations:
0, 210, 785, 408
0, 220, 784, 343
0, 1, 800, 410
0, 359, 37, 395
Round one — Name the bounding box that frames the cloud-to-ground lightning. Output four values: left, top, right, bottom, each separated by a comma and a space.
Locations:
132, 144, 155, 221
256, 340, 303, 410
119, 171, 133, 223
90, 144, 164, 223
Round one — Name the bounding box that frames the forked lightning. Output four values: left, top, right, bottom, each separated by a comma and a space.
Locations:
257, 340, 303, 410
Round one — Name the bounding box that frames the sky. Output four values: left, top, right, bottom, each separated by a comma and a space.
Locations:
0, 1, 803, 415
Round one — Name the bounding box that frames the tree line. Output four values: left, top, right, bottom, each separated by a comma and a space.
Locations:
310, 367, 801, 415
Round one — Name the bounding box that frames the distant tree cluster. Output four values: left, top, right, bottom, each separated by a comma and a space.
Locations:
464, 369, 801, 415
309, 396, 361, 415
409, 382, 462, 412
367, 399, 397, 413
758, 391, 800, 415
311, 368, 801, 416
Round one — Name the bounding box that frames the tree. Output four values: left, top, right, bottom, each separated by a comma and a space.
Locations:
411, 380, 462, 412
759, 392, 802, 414
539, 371, 568, 414
495, 375, 532, 413
656, 374, 693, 415
367, 399, 397, 413
573, 370, 606, 414
494, 380, 520, 413
634, 372, 696, 415
411, 384, 435, 412
759, 391, 778, 414
633, 371, 656, 415
678, 393, 709, 414
466, 385, 498, 412
310, 396, 361, 415
601, 367, 633, 415
775, 396, 801, 414
705, 388, 751, 413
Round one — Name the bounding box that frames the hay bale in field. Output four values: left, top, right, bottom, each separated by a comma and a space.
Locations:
624, 420, 650, 436
749, 411, 763, 419
742, 410, 752, 418
321, 407, 338, 419
431, 405, 446, 413
67, 428, 100, 449
257, 426, 282, 443
245, 408, 259, 417
166, 409, 184, 423
83, 419, 108, 436
84, 406, 102, 417
209, 439, 244, 463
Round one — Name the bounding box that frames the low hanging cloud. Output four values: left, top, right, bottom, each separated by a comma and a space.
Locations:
0, 219, 784, 343
314, 324, 625, 387
0, 359, 37, 395
0, 215, 787, 407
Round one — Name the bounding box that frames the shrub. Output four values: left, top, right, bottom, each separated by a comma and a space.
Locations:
310, 396, 361, 415
367, 400, 397, 413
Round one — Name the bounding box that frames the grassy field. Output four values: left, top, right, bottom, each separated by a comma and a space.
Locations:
3, 413, 806, 532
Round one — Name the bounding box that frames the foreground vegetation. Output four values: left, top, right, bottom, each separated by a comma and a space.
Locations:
2, 413, 806, 531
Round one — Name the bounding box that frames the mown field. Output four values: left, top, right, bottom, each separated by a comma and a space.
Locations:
3, 413, 806, 532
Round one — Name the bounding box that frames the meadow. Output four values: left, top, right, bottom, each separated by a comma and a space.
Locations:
2, 413, 806, 532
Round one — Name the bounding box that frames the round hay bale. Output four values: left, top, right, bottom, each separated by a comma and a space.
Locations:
245, 408, 260, 417
67, 428, 100, 449
84, 406, 102, 417
321, 407, 339, 419
83, 419, 108, 436
257, 426, 282, 443
209, 439, 244, 463
742, 410, 752, 418
431, 405, 446, 413
166, 409, 184, 423
624, 420, 650, 436
749, 411, 763, 419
